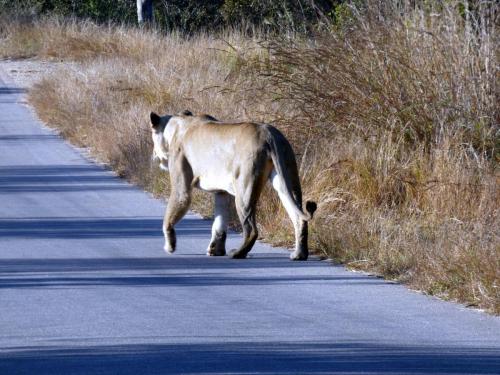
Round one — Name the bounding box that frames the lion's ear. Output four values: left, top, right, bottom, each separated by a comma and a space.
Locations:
150, 112, 161, 128
181, 110, 193, 116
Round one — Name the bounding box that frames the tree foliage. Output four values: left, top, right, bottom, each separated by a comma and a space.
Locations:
0, 0, 338, 33
154, 0, 225, 34
0, 0, 137, 23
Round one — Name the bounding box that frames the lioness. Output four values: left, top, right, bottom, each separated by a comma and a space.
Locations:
150, 110, 316, 260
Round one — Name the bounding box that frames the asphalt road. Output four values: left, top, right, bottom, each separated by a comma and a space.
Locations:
0, 68, 499, 375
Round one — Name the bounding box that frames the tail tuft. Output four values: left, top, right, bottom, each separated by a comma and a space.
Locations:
305, 201, 317, 219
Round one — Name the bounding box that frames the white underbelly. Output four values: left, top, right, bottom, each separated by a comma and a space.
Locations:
198, 175, 235, 195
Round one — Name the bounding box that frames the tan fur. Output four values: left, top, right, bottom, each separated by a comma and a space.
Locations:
150, 110, 316, 260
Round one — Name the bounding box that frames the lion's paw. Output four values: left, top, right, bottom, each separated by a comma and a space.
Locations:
207, 248, 226, 257
229, 249, 247, 259
290, 251, 308, 261
164, 244, 176, 254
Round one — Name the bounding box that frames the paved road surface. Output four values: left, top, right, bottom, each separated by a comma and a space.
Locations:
0, 67, 499, 375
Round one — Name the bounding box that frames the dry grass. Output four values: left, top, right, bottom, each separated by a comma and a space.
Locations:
252, 3, 499, 312
0, 17, 155, 60
1, 4, 498, 313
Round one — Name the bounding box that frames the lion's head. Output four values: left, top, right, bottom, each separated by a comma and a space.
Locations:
150, 110, 194, 171
150, 112, 170, 171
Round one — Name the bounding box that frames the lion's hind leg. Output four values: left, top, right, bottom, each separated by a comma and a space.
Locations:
228, 196, 258, 259
229, 159, 271, 259
207, 192, 231, 256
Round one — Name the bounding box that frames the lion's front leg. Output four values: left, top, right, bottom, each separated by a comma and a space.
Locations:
207, 192, 231, 256
163, 191, 191, 254
162, 155, 193, 254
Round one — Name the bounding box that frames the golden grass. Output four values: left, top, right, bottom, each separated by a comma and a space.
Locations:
1, 8, 498, 313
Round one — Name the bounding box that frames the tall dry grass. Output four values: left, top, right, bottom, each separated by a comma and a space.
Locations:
250, 2, 499, 311
0, 3, 498, 313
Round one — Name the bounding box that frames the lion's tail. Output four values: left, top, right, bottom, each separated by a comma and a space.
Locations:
267, 127, 317, 222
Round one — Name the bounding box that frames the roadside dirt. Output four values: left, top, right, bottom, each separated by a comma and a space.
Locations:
0, 59, 67, 88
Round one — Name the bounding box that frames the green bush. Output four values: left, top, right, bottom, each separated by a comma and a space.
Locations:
223, 0, 304, 31
0, 0, 136, 23
154, 0, 225, 34
0, 0, 337, 33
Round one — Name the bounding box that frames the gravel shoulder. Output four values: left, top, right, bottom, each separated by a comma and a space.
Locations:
0, 59, 69, 88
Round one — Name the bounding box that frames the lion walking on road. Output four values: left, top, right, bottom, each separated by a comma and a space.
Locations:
150, 110, 316, 260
